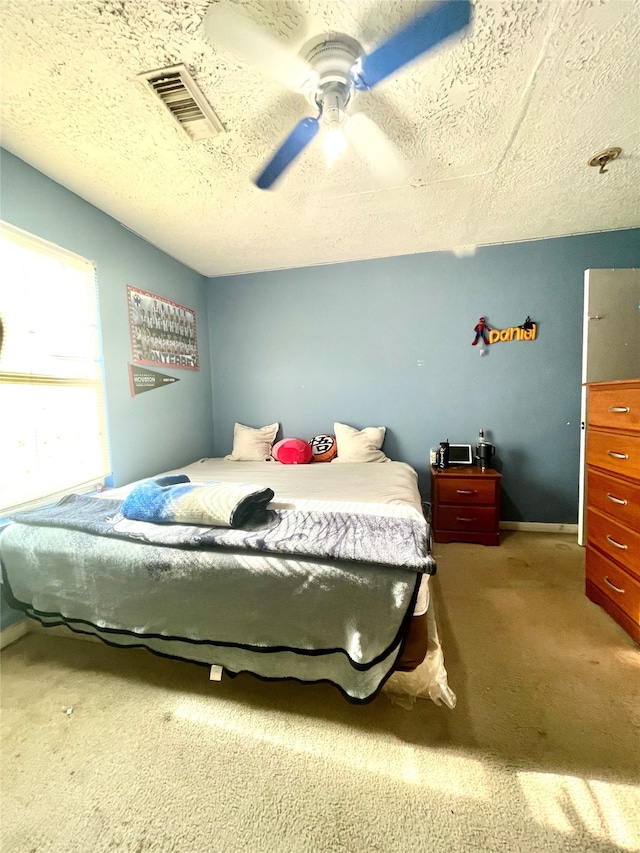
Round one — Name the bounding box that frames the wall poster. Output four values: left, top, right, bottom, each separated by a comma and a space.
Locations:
127, 285, 199, 371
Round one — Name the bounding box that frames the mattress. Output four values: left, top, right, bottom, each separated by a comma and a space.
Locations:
107, 458, 427, 510
1, 459, 445, 703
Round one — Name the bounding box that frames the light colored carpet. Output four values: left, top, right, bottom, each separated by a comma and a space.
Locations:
1, 531, 639, 853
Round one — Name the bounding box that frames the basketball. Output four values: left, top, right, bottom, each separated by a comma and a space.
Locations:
309, 434, 337, 463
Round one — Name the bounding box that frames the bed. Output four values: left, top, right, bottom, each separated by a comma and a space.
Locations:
0, 457, 455, 706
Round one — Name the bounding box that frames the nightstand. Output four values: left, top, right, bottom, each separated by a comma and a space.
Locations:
431, 466, 501, 545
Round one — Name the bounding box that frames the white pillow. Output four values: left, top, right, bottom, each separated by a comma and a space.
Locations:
332, 422, 389, 463
224, 422, 279, 461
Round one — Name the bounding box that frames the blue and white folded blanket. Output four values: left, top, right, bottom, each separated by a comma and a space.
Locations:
121, 476, 275, 529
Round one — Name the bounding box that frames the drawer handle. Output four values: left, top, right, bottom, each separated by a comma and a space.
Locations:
604, 577, 625, 594
456, 489, 478, 495
607, 450, 629, 460
606, 493, 628, 506
606, 535, 628, 550
608, 406, 630, 413
456, 516, 477, 523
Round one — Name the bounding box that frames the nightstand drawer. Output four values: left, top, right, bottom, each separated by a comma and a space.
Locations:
588, 385, 640, 432
586, 546, 640, 626
587, 469, 640, 532
587, 507, 640, 580
437, 505, 498, 532
437, 478, 496, 505
587, 430, 640, 479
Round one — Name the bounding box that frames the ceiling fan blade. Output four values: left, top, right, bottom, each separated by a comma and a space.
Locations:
255, 117, 320, 189
203, 4, 316, 92
344, 113, 408, 187
353, 0, 472, 91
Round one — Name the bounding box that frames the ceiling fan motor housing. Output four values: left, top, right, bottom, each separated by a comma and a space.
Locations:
301, 34, 363, 123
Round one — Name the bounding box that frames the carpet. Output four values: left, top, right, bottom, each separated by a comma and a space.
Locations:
1, 531, 639, 853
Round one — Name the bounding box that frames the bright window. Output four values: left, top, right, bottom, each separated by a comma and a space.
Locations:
0, 221, 111, 515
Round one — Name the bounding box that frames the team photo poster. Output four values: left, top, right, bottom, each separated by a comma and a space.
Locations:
127, 286, 199, 371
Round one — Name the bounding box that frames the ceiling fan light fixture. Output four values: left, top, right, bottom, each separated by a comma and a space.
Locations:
323, 127, 347, 168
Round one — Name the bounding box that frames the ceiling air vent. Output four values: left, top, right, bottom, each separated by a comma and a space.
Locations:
139, 63, 224, 142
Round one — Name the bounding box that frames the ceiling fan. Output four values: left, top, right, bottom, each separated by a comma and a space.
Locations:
203, 1, 473, 189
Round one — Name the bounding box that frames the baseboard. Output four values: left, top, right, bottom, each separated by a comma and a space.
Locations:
0, 618, 31, 650
500, 521, 579, 535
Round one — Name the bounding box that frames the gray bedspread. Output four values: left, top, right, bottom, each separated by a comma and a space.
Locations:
0, 488, 434, 702
12, 493, 434, 572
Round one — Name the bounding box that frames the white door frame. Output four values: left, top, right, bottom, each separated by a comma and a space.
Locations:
577, 270, 590, 546
577, 267, 640, 546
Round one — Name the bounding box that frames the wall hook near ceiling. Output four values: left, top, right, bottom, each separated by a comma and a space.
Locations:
588, 147, 621, 174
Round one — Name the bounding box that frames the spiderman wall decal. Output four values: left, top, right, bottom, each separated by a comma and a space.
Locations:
471, 317, 492, 346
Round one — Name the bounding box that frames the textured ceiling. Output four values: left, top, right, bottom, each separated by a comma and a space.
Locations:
0, 0, 638, 277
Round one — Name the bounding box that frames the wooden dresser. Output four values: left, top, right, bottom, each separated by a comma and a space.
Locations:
585, 379, 640, 644
431, 466, 501, 545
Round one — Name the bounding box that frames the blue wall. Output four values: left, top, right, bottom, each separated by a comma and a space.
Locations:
0, 149, 214, 486
206, 230, 640, 523
0, 149, 215, 629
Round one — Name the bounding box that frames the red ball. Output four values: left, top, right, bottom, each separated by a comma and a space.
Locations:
272, 438, 313, 465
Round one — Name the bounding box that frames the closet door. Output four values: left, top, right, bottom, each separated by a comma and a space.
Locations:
578, 269, 640, 545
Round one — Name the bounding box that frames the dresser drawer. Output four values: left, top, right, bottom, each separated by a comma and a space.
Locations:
436, 505, 498, 532
586, 430, 640, 479
437, 478, 497, 505
586, 507, 640, 580
586, 546, 640, 627
588, 385, 640, 432
587, 469, 640, 532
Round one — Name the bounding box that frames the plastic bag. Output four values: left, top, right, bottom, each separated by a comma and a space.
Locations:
383, 591, 457, 710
